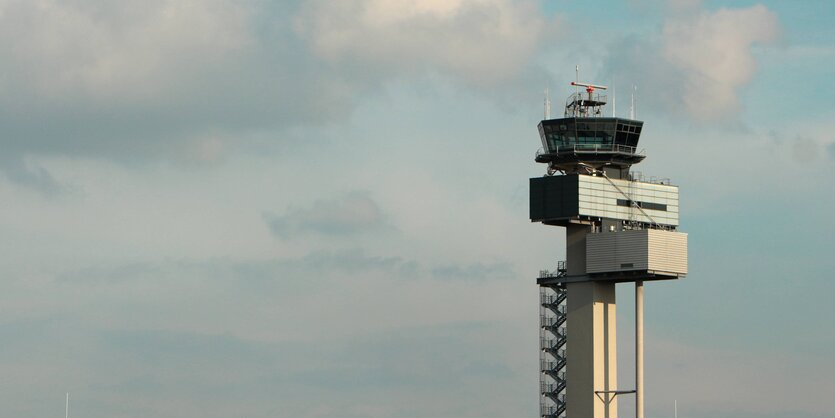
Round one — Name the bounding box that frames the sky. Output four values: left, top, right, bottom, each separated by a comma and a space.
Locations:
0, 0, 833, 417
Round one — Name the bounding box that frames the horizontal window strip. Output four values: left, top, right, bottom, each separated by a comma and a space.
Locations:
616, 199, 668, 212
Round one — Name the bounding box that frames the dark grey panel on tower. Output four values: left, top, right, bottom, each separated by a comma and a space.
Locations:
530, 175, 579, 222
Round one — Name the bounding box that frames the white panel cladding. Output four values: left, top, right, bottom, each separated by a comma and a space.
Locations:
646, 229, 688, 275
577, 176, 679, 226
586, 229, 688, 276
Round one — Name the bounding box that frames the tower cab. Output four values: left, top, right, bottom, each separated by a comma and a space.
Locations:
536, 83, 645, 178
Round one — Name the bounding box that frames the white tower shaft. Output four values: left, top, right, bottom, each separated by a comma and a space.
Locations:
566, 281, 618, 418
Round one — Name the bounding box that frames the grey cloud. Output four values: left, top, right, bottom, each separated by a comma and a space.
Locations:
297, 322, 515, 390
760, 130, 833, 164
58, 261, 164, 285
97, 329, 282, 374
0, 156, 66, 196
791, 136, 820, 163
0, 321, 520, 418
264, 193, 387, 239
58, 250, 514, 293
0, 0, 562, 172
0, 1, 354, 163
0, 323, 317, 417
58, 248, 407, 287
189, 322, 509, 395
431, 262, 516, 281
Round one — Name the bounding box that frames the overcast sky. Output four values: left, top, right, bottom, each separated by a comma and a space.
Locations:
0, 0, 833, 417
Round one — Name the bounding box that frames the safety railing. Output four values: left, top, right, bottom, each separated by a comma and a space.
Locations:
536, 143, 643, 159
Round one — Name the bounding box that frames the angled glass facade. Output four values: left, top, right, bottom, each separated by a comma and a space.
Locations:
538, 117, 643, 153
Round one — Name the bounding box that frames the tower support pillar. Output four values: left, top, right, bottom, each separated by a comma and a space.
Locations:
636, 280, 644, 418
566, 281, 618, 418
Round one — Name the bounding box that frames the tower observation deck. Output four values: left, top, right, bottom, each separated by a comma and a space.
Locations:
531, 81, 688, 418
537, 82, 645, 176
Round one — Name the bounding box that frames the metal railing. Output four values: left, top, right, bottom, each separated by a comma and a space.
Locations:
629, 171, 673, 185
539, 261, 567, 279
565, 91, 608, 118
536, 144, 642, 159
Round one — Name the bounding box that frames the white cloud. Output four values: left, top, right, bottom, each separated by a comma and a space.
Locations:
661, 5, 779, 120
604, 4, 779, 122
295, 0, 560, 86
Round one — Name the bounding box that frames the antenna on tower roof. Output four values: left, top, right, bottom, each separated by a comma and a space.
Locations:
544, 86, 551, 119
612, 81, 616, 117
630, 84, 636, 119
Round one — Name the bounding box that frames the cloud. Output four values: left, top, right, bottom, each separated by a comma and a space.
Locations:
57, 248, 409, 286
0, 0, 561, 175
662, 5, 779, 118
294, 0, 560, 87
61, 248, 520, 292
759, 119, 835, 165
603, 4, 779, 121
0, 1, 355, 162
264, 192, 388, 239
791, 136, 821, 163
0, 320, 524, 418
431, 261, 515, 281
0, 155, 66, 195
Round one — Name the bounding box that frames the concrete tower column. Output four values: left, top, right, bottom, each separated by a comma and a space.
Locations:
566, 281, 618, 418
636, 280, 644, 418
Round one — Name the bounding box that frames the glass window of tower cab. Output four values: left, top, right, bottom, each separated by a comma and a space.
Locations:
538, 117, 643, 150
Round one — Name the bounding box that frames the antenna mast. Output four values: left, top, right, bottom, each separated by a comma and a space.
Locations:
544, 87, 551, 119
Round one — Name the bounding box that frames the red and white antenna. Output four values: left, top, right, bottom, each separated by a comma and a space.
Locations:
570, 81, 608, 92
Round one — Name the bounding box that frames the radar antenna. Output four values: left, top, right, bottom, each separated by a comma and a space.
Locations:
565, 82, 608, 117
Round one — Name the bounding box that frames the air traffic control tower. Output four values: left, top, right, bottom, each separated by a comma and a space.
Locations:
532, 82, 687, 418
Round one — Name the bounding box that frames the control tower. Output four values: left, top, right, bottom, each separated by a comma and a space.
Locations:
532, 82, 687, 418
